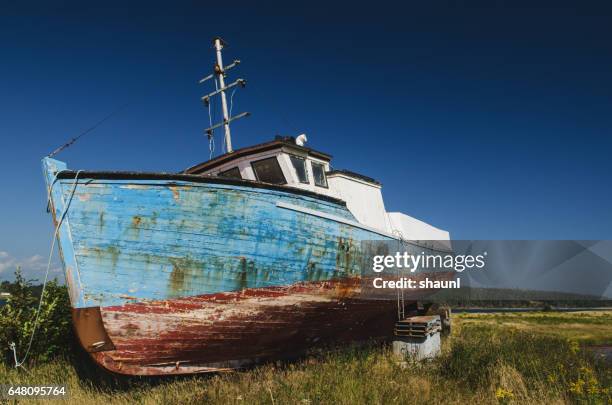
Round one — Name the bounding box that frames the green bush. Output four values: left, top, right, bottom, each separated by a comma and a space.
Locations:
0, 268, 73, 366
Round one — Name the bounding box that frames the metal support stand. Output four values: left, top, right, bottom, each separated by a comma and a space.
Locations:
392, 315, 442, 361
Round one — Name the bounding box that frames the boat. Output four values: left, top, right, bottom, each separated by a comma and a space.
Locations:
42, 38, 452, 375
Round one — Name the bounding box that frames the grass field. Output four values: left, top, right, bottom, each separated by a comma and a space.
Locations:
456, 310, 612, 345
1, 311, 610, 404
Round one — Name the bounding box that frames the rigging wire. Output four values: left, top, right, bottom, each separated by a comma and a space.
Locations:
220, 87, 238, 158
207, 92, 215, 160
229, 88, 237, 118
48, 104, 128, 158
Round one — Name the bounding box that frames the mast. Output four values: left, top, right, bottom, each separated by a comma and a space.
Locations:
199, 37, 249, 155
213, 38, 233, 152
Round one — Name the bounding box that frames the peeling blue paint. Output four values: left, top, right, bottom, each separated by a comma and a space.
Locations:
43, 157, 391, 308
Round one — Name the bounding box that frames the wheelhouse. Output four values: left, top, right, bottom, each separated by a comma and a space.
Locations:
184, 136, 333, 194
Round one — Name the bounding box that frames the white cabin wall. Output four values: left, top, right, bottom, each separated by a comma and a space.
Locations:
327, 174, 392, 233
387, 212, 450, 247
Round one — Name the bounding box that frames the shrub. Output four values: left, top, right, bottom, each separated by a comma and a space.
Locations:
0, 268, 73, 366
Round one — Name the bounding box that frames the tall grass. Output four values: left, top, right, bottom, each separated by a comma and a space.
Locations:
1, 271, 609, 404
1, 320, 609, 404
437, 322, 610, 403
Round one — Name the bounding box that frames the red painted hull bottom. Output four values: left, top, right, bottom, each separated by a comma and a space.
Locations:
79, 279, 443, 376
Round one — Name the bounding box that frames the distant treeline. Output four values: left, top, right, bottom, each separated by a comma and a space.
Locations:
0, 280, 46, 306
428, 287, 612, 308
1, 280, 45, 295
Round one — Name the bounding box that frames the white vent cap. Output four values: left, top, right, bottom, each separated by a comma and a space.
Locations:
296, 134, 308, 146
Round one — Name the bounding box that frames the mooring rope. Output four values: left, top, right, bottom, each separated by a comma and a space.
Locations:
10, 170, 83, 370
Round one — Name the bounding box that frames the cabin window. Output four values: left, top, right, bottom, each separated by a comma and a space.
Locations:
218, 167, 242, 179
251, 157, 287, 184
289, 155, 309, 184
311, 162, 328, 188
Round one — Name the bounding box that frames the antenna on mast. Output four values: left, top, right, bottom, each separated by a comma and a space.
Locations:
199, 37, 250, 154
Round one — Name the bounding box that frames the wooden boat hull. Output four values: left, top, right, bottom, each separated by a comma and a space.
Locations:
42, 157, 449, 376
76, 282, 397, 375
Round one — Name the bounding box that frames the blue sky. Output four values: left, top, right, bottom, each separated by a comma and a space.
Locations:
1, 1, 611, 281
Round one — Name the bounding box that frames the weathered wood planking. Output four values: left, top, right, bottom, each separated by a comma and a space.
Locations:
93, 284, 400, 375
50, 179, 378, 307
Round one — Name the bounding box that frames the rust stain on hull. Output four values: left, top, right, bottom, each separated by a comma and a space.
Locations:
87, 279, 400, 376
75, 273, 458, 376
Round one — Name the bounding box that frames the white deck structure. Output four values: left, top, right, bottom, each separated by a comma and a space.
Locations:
185, 136, 450, 244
